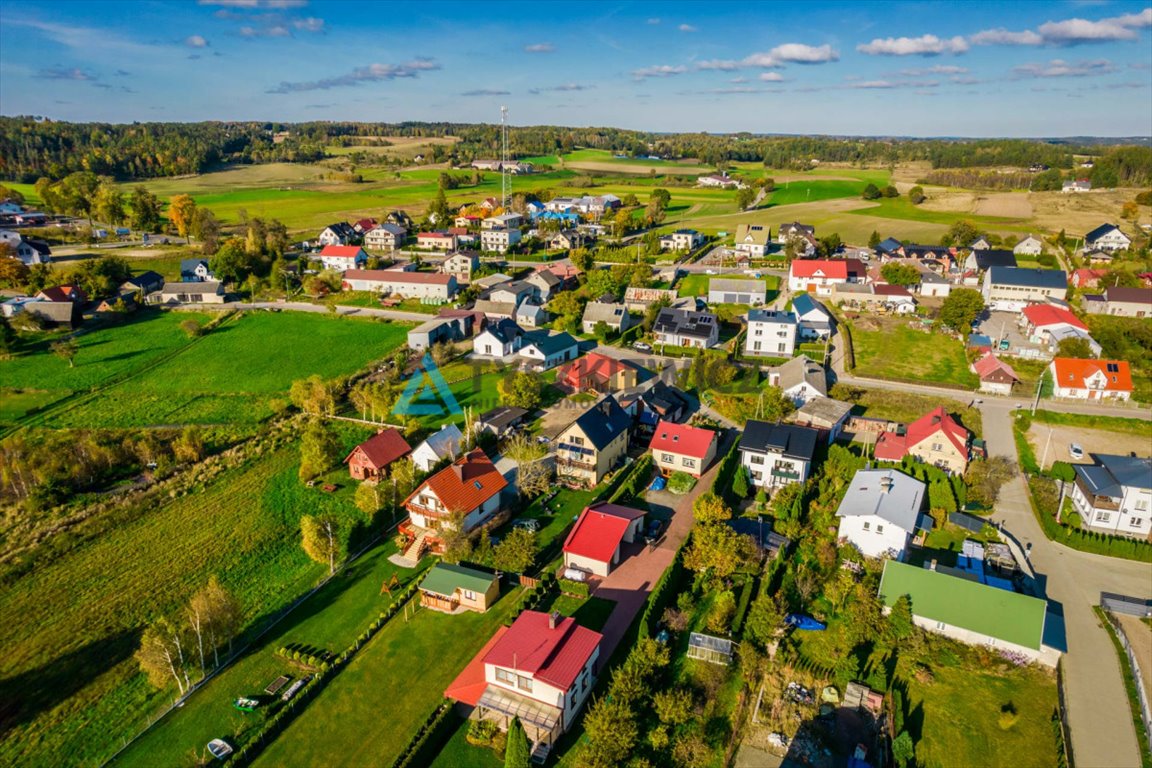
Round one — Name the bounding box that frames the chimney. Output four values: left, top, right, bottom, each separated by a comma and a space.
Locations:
548, 611, 562, 630
929, 559, 937, 571
452, 463, 464, 481
880, 475, 894, 494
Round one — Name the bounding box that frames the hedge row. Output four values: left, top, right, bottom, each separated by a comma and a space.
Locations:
505, 576, 558, 627
607, 454, 654, 504
1027, 477, 1152, 563
730, 575, 757, 637
559, 578, 590, 598
226, 581, 423, 766
711, 442, 743, 506
391, 701, 455, 768
640, 540, 688, 638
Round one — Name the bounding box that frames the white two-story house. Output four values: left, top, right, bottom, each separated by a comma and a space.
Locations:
745, 309, 798, 357
1070, 454, 1152, 539
836, 469, 928, 560
402, 448, 508, 555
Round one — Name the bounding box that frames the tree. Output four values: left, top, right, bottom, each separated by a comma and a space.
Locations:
94, 182, 126, 226
578, 696, 638, 768
505, 717, 530, 768
965, 455, 1018, 506
892, 731, 915, 768
706, 590, 736, 633
129, 186, 162, 232
570, 247, 595, 273
191, 207, 221, 254
186, 575, 240, 674
732, 465, 750, 499
493, 527, 538, 573
1030, 168, 1063, 192
209, 237, 251, 284
168, 194, 198, 242
908, 185, 926, 204
300, 514, 344, 574
817, 232, 842, 257
429, 186, 451, 225
653, 688, 694, 725
179, 319, 202, 338
0, 257, 30, 288
744, 592, 783, 648
883, 185, 899, 198
498, 371, 542, 410
692, 492, 731, 524
683, 523, 752, 579
735, 186, 756, 210
862, 183, 881, 200
505, 434, 552, 499
267, 219, 289, 258
51, 337, 78, 368
355, 482, 383, 517
173, 426, 204, 463
880, 262, 921, 286
941, 219, 982, 248
299, 419, 342, 481
0, 318, 15, 360
887, 594, 914, 641
290, 375, 338, 415
868, 230, 882, 249
1056, 336, 1094, 359
938, 288, 985, 332
136, 617, 192, 694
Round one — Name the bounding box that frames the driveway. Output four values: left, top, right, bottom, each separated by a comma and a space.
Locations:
591, 431, 735, 662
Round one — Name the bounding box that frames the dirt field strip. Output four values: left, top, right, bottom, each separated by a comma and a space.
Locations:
1026, 424, 1152, 470
1115, 614, 1152, 704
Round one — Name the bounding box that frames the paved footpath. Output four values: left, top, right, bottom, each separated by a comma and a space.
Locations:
592, 432, 734, 661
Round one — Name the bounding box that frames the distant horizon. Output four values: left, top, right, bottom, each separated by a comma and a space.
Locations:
1, 114, 1150, 145
1, 0, 1151, 136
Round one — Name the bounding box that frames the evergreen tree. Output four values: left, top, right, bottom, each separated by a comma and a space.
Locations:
505, 717, 530, 768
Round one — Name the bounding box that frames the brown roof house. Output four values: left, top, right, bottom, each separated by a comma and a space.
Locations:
345, 428, 412, 481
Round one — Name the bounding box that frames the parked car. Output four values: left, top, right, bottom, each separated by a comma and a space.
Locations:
512, 518, 541, 533
644, 518, 667, 543
633, 341, 653, 353
1069, 443, 1084, 460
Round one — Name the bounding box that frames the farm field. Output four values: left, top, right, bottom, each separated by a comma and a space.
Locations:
251, 586, 522, 768
14, 311, 411, 429
847, 315, 979, 389
0, 443, 375, 768
111, 540, 422, 768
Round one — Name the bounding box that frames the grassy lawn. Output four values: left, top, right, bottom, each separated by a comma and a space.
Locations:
765, 178, 868, 207
1031, 408, 1152, 438
848, 316, 978, 389
38, 312, 410, 428
845, 196, 1030, 230
0, 443, 378, 768
841, 387, 983, 437
0, 389, 68, 426
252, 585, 522, 768
908, 663, 1059, 768
112, 541, 425, 768
679, 273, 779, 300
429, 713, 506, 768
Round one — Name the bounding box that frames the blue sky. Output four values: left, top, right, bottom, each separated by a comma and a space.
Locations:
1, 0, 1150, 136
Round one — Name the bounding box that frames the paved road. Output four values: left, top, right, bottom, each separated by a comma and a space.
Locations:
979, 399, 1152, 768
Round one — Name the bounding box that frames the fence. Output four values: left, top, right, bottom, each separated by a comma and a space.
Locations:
1055, 660, 1076, 768
1101, 592, 1152, 618
1102, 608, 1152, 757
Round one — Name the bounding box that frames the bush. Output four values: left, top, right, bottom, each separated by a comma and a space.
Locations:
559, 578, 590, 597
706, 590, 737, 634
667, 471, 697, 494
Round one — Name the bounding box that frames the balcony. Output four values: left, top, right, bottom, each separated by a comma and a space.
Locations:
557, 457, 596, 472
771, 468, 801, 481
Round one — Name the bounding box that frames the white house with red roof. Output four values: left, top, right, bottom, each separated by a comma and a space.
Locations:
971, 352, 1020, 396
873, 406, 972, 475
344, 428, 411, 481
318, 245, 368, 272
341, 269, 458, 300
788, 259, 865, 296
1048, 358, 1133, 401
1019, 304, 1099, 355
402, 448, 508, 556
649, 420, 719, 479
446, 610, 601, 759
562, 502, 647, 578
417, 231, 457, 251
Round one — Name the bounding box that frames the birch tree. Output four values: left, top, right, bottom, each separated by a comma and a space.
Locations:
301, 514, 344, 574
136, 617, 191, 694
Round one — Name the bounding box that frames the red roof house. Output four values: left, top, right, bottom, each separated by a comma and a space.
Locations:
402, 448, 508, 552
345, 428, 412, 481
563, 502, 647, 577
446, 610, 601, 752
318, 245, 368, 271
555, 352, 637, 393
971, 352, 1020, 395
1021, 304, 1087, 334
1048, 358, 1133, 401
1071, 268, 1108, 289
649, 420, 719, 478
874, 406, 971, 474
36, 285, 88, 303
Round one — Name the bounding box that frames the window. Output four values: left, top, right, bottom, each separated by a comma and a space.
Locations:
1131, 518, 1143, 527
936, 621, 946, 630
683, 458, 696, 469
863, 522, 871, 531
1136, 499, 1149, 512
932, 442, 943, 452
753, 342, 762, 351
749, 455, 764, 465
662, 453, 675, 463
462, 590, 476, 601
1097, 512, 1111, 523
778, 343, 787, 352
517, 675, 533, 692
570, 436, 585, 446
495, 668, 516, 685
877, 525, 884, 534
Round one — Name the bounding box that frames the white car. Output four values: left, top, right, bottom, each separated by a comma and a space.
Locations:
1069, 444, 1084, 460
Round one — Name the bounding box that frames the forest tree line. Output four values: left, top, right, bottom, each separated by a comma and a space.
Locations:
2, 116, 1150, 186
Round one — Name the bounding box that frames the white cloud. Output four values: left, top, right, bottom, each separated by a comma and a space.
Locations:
646, 18, 661, 25
972, 8, 1152, 47
35, 66, 99, 81
197, 0, 307, 7
759, 72, 785, 82
267, 58, 440, 93
1012, 58, 1116, 77
851, 80, 897, 88
184, 35, 209, 47
856, 34, 969, 56
729, 76, 748, 83
678, 24, 697, 32
631, 64, 687, 80
696, 59, 741, 71
524, 42, 554, 53
741, 43, 839, 67
293, 17, 324, 32
241, 24, 290, 37
900, 65, 968, 76
462, 89, 511, 96
6, 17, 166, 55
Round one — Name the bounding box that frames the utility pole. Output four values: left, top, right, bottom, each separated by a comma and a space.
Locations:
1040, 425, 1053, 471
500, 106, 509, 211
1031, 374, 1043, 415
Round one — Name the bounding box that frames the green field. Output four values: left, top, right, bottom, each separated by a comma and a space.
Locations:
112, 540, 423, 768
0, 442, 377, 768
848, 316, 979, 389
677, 273, 780, 298
5, 311, 411, 429
252, 587, 522, 768
765, 178, 868, 207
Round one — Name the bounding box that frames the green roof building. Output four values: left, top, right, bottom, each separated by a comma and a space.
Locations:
419, 563, 500, 614
878, 560, 1058, 666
